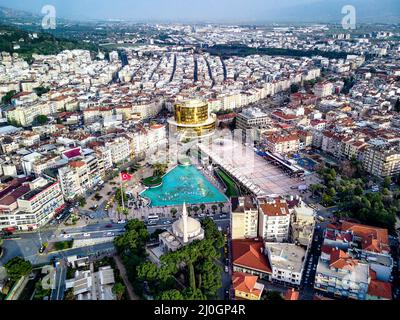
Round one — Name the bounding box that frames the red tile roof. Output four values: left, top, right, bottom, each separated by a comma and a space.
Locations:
232, 239, 272, 274
284, 288, 300, 301
368, 280, 392, 300
259, 199, 289, 217
232, 272, 263, 298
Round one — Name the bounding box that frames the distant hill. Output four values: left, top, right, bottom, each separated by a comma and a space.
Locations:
0, 24, 99, 62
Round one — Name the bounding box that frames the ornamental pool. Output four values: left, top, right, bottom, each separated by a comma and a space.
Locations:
141, 165, 227, 207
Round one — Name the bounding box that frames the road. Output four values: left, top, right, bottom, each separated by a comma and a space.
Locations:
1, 213, 231, 265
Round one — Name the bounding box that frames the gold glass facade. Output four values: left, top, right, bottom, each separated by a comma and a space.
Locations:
175, 121, 217, 138
174, 101, 209, 125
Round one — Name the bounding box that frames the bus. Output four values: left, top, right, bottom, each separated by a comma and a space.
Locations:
148, 214, 160, 224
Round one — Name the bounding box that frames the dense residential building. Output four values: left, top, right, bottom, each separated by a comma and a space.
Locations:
231, 197, 259, 240
265, 242, 306, 287
258, 198, 291, 242
314, 221, 393, 300
263, 133, 300, 154
362, 143, 400, 178
0, 177, 64, 231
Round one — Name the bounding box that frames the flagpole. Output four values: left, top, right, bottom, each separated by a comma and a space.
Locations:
120, 172, 125, 212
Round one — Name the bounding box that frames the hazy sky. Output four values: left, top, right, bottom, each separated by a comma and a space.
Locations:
0, 0, 399, 23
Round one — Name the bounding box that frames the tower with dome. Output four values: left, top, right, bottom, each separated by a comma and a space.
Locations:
159, 203, 205, 253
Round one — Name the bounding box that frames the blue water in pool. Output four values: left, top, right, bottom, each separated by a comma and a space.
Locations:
141, 165, 227, 207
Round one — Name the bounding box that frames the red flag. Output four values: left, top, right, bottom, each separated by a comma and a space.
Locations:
121, 172, 133, 181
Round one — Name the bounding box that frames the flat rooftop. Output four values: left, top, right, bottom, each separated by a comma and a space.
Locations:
265, 243, 306, 274
199, 139, 302, 196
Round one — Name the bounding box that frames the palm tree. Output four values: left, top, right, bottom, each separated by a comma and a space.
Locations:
200, 204, 206, 214
193, 206, 199, 216
187, 206, 193, 217
211, 205, 218, 215
218, 203, 224, 214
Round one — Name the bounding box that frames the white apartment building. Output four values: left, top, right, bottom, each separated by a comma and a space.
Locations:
265, 242, 306, 287
0, 177, 64, 231
258, 198, 291, 242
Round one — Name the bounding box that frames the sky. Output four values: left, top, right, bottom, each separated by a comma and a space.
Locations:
0, 0, 399, 23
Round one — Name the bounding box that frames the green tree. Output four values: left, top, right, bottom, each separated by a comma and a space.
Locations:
263, 291, 284, 301
394, 98, 400, 113
192, 206, 199, 216
34, 115, 49, 125
322, 193, 333, 207
290, 83, 299, 94
158, 289, 184, 300
200, 204, 206, 214
211, 205, 218, 214
33, 86, 50, 97
114, 219, 149, 254
383, 176, 392, 189
170, 208, 178, 218
218, 203, 224, 213
112, 282, 126, 300
197, 260, 221, 299
202, 217, 224, 249
1, 90, 16, 105
4, 257, 32, 281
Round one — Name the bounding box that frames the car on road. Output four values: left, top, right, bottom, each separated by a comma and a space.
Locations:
105, 224, 113, 228
220, 214, 227, 218
83, 233, 91, 237
163, 220, 172, 225
105, 232, 114, 236
39, 246, 46, 254
117, 220, 126, 224
225, 266, 229, 273
64, 234, 72, 239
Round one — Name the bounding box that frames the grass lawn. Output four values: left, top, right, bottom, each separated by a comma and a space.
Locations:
49, 240, 74, 252
142, 175, 163, 187
215, 169, 240, 197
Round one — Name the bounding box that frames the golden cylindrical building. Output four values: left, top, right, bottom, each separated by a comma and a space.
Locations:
169, 99, 216, 139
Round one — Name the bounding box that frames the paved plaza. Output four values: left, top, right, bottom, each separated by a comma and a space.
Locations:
199, 139, 319, 197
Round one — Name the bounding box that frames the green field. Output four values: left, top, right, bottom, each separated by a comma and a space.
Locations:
215, 168, 240, 198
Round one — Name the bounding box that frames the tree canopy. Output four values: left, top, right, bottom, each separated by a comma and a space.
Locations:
4, 257, 33, 281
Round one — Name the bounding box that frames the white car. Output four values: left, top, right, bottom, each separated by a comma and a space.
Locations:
225, 266, 229, 273
117, 220, 126, 224
83, 233, 91, 237
106, 232, 114, 236
64, 234, 71, 239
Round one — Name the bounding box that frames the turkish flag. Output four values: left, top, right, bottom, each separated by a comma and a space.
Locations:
121, 172, 133, 181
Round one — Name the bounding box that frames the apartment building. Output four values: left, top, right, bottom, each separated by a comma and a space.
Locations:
231, 197, 259, 240
0, 177, 64, 231
265, 242, 306, 287
104, 136, 132, 165
258, 198, 291, 242
362, 143, 400, 178
263, 133, 300, 154
314, 81, 333, 98
236, 108, 271, 141
314, 221, 393, 300
58, 156, 103, 200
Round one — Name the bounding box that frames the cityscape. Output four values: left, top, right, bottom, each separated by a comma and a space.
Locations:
0, 0, 399, 304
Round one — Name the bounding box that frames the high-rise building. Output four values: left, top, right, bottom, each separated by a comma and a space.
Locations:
168, 99, 216, 140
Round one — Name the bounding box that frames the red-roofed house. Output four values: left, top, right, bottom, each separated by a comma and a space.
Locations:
232, 239, 272, 280
232, 272, 264, 300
